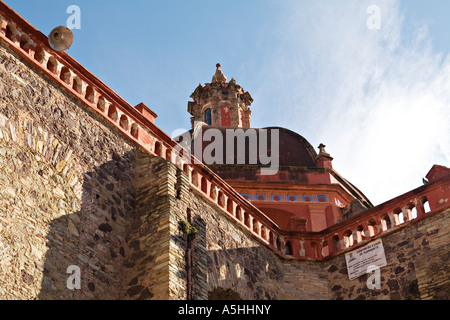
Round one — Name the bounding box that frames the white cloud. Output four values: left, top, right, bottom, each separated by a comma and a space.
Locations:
251, 0, 450, 205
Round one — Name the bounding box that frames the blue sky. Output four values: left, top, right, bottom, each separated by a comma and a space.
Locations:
4, 0, 450, 205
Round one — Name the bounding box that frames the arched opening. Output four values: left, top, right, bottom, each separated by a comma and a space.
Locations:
19, 34, 30, 51
85, 86, 95, 103
343, 230, 353, 248
394, 208, 403, 226
97, 96, 106, 112
204, 108, 212, 125
276, 237, 282, 251
72, 77, 82, 94
130, 123, 139, 139
285, 241, 293, 256
356, 225, 365, 242
34, 46, 45, 64
46, 57, 57, 75
5, 24, 16, 42
107, 104, 118, 122
119, 115, 129, 131
368, 219, 377, 236
404, 204, 416, 221
421, 197, 431, 214
381, 214, 392, 231
60, 66, 71, 85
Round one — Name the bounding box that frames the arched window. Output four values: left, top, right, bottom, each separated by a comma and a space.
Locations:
204, 108, 212, 125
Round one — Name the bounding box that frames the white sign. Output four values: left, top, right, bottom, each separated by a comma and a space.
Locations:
345, 239, 387, 280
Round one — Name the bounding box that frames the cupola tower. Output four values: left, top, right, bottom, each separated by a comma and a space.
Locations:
187, 64, 253, 129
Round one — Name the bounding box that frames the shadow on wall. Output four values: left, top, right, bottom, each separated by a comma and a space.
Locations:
37, 150, 152, 300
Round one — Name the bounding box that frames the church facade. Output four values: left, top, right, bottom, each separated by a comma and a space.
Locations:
0, 2, 448, 300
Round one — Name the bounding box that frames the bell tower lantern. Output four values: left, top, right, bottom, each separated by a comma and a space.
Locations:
187, 64, 253, 129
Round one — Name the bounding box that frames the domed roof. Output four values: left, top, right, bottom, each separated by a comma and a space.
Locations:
183, 124, 318, 168
266, 127, 317, 167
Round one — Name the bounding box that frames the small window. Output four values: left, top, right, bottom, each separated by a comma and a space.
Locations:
204, 108, 212, 125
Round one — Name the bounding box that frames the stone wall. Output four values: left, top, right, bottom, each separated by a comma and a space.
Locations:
325, 207, 450, 300
0, 40, 139, 299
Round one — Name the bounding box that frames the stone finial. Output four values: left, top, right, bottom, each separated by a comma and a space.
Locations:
316, 143, 333, 168
212, 63, 227, 84
318, 143, 329, 156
